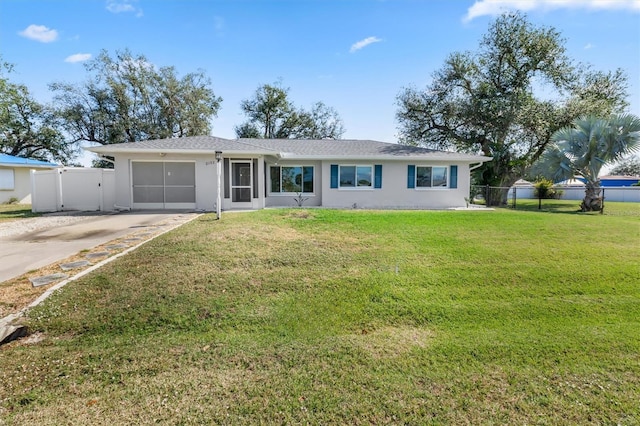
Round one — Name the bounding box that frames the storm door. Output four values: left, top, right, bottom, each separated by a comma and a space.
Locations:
230, 161, 252, 207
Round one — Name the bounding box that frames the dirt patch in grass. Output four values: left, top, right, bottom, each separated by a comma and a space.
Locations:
346, 326, 434, 359
283, 209, 316, 220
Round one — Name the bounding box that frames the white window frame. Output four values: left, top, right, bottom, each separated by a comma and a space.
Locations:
269, 165, 315, 195
415, 165, 449, 189
339, 164, 373, 190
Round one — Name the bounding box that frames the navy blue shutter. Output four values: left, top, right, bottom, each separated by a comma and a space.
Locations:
330, 164, 339, 188
407, 165, 415, 189
223, 158, 230, 198
450, 165, 458, 189
374, 165, 382, 188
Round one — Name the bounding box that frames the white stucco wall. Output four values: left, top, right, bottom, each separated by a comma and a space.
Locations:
110, 154, 475, 210
0, 167, 34, 204
320, 160, 470, 209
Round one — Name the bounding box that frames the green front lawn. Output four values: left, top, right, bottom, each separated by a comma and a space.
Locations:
1, 205, 639, 424
0, 204, 40, 222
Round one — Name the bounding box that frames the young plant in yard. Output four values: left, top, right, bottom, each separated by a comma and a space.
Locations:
292, 192, 309, 207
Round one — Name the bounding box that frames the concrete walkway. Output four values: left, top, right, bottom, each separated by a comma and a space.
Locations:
0, 210, 201, 345
0, 210, 196, 284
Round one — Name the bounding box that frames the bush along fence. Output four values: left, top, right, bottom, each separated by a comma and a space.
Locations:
470, 185, 640, 212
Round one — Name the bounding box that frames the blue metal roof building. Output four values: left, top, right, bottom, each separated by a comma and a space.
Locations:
0, 153, 59, 168
1, 153, 59, 204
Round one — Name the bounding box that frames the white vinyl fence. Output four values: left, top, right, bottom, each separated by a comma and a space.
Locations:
31, 168, 116, 213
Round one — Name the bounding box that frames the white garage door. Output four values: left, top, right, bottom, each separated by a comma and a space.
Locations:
132, 161, 196, 209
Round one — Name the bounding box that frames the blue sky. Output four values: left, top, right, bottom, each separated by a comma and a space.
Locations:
1, 0, 639, 165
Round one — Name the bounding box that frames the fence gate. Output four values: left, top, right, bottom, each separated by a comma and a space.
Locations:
31, 168, 116, 213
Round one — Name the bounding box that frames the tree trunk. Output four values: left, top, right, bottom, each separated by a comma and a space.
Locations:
581, 181, 602, 212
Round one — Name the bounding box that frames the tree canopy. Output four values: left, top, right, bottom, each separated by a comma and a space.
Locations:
534, 114, 640, 211
396, 12, 629, 199
609, 156, 640, 176
0, 60, 74, 163
235, 82, 345, 139
50, 49, 222, 146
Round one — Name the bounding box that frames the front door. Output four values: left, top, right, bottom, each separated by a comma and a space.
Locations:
231, 161, 252, 207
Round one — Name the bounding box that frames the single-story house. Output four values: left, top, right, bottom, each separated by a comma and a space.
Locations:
87, 136, 491, 211
0, 153, 59, 204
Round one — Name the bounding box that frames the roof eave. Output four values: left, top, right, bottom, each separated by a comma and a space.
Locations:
0, 163, 59, 168
279, 154, 493, 162
86, 147, 276, 156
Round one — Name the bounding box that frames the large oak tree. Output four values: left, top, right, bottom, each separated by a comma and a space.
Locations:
51, 49, 222, 146
396, 12, 628, 204
1, 60, 73, 163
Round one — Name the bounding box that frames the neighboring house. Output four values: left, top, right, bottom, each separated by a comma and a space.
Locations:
557, 178, 585, 186
87, 136, 491, 211
0, 154, 59, 204
596, 175, 640, 187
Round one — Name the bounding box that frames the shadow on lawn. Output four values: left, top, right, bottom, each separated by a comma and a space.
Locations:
500, 200, 639, 216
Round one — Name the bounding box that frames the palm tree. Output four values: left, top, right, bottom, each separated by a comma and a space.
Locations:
535, 114, 640, 211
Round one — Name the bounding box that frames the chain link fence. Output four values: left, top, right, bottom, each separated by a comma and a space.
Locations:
470, 184, 640, 211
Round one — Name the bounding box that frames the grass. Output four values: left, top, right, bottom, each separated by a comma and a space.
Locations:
0, 204, 40, 222
1, 204, 639, 424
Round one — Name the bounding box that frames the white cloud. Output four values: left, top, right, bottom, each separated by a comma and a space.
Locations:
65, 53, 92, 63
350, 36, 382, 53
18, 24, 58, 43
463, 0, 640, 22
106, 1, 143, 17
584, 42, 594, 49
213, 16, 225, 35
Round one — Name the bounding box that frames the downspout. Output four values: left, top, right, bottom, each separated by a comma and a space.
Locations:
469, 162, 484, 172
99, 155, 115, 165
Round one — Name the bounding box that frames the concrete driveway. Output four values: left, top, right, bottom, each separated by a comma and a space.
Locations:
0, 210, 197, 283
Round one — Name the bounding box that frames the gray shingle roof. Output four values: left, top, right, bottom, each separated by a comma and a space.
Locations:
237, 138, 483, 159
88, 136, 256, 153
87, 136, 491, 162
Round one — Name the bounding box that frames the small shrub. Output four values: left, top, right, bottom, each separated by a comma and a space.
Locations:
3, 197, 19, 205
534, 179, 562, 199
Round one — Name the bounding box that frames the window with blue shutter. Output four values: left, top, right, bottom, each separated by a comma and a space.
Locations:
407, 165, 415, 188
450, 165, 458, 189
374, 165, 382, 188
330, 164, 339, 188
